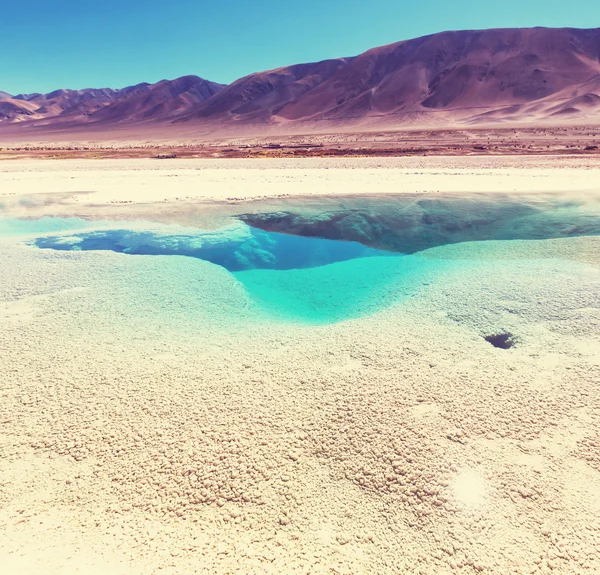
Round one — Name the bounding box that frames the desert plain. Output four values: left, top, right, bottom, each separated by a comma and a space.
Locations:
1, 151, 600, 575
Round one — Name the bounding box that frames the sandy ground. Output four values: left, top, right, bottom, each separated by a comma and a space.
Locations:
1, 125, 599, 159
1, 157, 600, 574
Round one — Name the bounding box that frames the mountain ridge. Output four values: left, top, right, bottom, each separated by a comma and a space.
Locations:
183, 27, 600, 130
2, 27, 600, 135
0, 76, 225, 126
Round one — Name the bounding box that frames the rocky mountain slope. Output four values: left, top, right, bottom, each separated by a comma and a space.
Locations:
2, 27, 599, 135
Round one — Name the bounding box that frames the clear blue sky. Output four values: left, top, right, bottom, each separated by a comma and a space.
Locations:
1, 0, 599, 94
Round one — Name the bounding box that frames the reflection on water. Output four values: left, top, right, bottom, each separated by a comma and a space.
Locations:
239, 195, 600, 254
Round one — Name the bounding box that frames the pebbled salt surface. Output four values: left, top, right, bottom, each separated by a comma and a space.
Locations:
1, 231, 599, 574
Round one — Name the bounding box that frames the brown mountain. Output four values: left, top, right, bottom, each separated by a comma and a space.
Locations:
0, 85, 138, 122
87, 76, 224, 124
0, 98, 39, 121
181, 27, 600, 130
180, 59, 351, 123
0, 76, 224, 126
2, 27, 600, 136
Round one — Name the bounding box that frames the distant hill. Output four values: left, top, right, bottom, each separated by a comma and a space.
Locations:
0, 76, 224, 126
2, 27, 600, 137
86, 76, 224, 124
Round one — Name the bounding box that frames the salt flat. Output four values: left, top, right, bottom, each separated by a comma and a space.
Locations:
0, 157, 599, 206
2, 156, 600, 228
1, 157, 600, 574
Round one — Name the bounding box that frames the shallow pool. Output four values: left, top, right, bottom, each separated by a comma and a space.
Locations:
3, 193, 599, 324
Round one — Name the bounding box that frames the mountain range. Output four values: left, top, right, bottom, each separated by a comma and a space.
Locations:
2, 27, 600, 137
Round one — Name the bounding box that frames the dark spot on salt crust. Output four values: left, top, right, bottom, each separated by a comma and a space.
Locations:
484, 332, 515, 349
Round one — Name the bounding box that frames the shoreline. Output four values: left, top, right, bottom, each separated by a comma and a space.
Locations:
2, 156, 600, 212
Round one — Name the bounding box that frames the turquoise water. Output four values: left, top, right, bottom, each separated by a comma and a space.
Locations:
22, 220, 414, 323
2, 197, 599, 324
234, 255, 443, 323
0, 216, 113, 237
31, 223, 394, 272
1, 216, 416, 324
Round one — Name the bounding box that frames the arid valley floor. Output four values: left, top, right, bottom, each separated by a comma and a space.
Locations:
1, 153, 600, 574
1, 125, 600, 161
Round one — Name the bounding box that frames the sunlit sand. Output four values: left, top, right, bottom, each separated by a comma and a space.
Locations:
1, 157, 599, 574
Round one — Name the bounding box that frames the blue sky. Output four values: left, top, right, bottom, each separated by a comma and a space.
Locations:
1, 0, 599, 94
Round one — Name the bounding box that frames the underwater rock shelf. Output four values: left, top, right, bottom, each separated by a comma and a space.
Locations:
32, 226, 395, 272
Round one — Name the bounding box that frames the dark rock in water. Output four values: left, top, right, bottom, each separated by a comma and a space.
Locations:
484, 333, 515, 349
